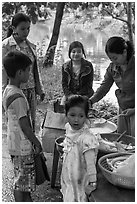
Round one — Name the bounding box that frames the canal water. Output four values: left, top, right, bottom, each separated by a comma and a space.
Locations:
28, 20, 110, 78
28, 20, 118, 106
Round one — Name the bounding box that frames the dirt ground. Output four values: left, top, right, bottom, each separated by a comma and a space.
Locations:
2, 102, 63, 202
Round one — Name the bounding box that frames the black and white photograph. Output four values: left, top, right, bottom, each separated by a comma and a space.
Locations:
2, 1, 135, 202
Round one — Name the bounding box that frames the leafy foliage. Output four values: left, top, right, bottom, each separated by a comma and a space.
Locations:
2, 2, 15, 15
94, 100, 118, 120
2, 2, 134, 66
2, 2, 52, 24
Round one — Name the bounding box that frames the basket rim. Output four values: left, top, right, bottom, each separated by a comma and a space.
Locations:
98, 152, 134, 178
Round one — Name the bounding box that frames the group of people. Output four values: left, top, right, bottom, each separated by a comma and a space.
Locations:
2, 12, 135, 202
61, 34, 135, 137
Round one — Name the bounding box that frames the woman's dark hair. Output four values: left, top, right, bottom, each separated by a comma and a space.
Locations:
105, 36, 134, 61
3, 51, 32, 78
65, 95, 89, 117
68, 41, 86, 59
7, 12, 31, 38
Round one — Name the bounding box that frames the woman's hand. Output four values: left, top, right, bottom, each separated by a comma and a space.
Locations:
88, 99, 93, 109
121, 108, 135, 117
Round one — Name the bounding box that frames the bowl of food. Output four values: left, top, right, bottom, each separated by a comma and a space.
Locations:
98, 152, 135, 189
98, 133, 135, 158
93, 118, 107, 126
55, 136, 65, 154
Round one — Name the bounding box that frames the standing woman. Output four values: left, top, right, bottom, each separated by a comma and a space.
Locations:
89, 36, 135, 136
2, 12, 45, 131
61, 41, 94, 105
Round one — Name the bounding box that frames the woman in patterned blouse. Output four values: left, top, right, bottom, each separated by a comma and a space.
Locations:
2, 12, 45, 131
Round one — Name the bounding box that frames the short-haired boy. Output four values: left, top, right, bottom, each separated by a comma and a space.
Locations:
2, 51, 42, 202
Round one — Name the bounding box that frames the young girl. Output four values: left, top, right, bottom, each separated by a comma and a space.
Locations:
61, 95, 99, 202
61, 41, 94, 105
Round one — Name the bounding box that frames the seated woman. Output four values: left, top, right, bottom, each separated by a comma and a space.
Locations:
61, 41, 94, 105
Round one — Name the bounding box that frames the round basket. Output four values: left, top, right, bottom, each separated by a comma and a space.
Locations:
98, 152, 135, 189
99, 133, 135, 156
55, 136, 65, 154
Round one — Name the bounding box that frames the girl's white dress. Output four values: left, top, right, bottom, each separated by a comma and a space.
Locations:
61, 123, 99, 202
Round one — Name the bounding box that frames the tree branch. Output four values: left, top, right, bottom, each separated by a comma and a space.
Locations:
103, 8, 128, 24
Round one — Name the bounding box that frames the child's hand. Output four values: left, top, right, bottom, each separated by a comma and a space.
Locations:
85, 182, 97, 195
35, 146, 42, 155
40, 93, 45, 101
2, 105, 5, 114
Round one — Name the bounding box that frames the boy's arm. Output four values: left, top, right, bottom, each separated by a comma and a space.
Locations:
2, 44, 9, 92
19, 116, 42, 151
11, 97, 42, 152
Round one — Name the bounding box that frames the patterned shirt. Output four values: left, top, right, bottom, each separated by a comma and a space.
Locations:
2, 36, 40, 91
18, 41, 35, 89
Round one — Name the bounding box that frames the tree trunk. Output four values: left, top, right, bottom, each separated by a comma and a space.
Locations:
43, 2, 65, 68
127, 2, 134, 49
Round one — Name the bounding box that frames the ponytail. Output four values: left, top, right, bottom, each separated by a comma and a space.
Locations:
6, 13, 31, 39
6, 25, 13, 38
105, 36, 134, 62
126, 40, 134, 61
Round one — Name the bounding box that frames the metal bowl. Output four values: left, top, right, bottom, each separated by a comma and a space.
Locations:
55, 136, 65, 154
98, 133, 135, 158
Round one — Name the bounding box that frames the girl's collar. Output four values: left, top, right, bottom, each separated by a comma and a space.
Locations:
70, 123, 88, 133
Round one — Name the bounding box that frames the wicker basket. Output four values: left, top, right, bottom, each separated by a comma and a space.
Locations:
98, 152, 135, 189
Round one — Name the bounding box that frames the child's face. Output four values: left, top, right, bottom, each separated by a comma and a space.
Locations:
13, 21, 30, 42
67, 106, 86, 130
70, 47, 83, 61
